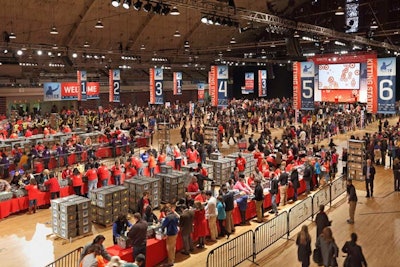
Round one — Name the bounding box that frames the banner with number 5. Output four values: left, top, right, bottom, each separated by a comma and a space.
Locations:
377, 58, 396, 114
300, 62, 315, 110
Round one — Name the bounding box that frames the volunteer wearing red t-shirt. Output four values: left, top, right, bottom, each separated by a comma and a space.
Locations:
111, 162, 122, 185
44, 172, 61, 199
71, 168, 83, 196
187, 176, 200, 199
85, 164, 98, 198
235, 153, 247, 175
25, 179, 40, 214
97, 163, 110, 186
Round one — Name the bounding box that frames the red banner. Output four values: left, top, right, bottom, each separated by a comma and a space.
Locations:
209, 67, 218, 106
367, 57, 377, 113
61, 82, 79, 100
86, 82, 100, 99
293, 62, 301, 110
149, 68, 155, 104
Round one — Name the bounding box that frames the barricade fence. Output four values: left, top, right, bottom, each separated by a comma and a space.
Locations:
44, 247, 82, 267
206, 176, 348, 267
254, 211, 288, 255
206, 230, 255, 267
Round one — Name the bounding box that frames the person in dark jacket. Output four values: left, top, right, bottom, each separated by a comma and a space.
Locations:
290, 166, 300, 201
342, 233, 367, 267
112, 213, 132, 244
127, 213, 148, 260
236, 191, 249, 225
296, 225, 312, 267
303, 160, 313, 194
269, 173, 279, 215
179, 208, 195, 255
222, 185, 235, 234
362, 159, 376, 197
143, 205, 158, 225
315, 204, 331, 238
253, 178, 265, 223
347, 179, 358, 224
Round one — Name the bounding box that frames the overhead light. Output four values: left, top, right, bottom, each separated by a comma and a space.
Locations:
230, 37, 236, 44
21, 45, 27, 51
111, 0, 121, 7
335, 6, 344, 16
214, 18, 221, 26
153, 2, 162, 14
9, 32, 16, 39
3, 49, 8, 54
184, 41, 190, 48
84, 41, 90, 48
208, 17, 214, 25
16, 50, 23, 56
72, 53, 78, 58
226, 46, 231, 52
50, 26, 58, 35
133, 0, 142, 10
173, 30, 181, 37
37, 50, 43, 56
293, 31, 300, 38
140, 44, 146, 50
270, 42, 276, 48
52, 44, 58, 49
122, 0, 131, 9
201, 15, 208, 24
370, 19, 378, 29
95, 19, 104, 29
143, 1, 152, 12
170, 6, 180, 15
161, 5, 170, 15
48, 51, 53, 56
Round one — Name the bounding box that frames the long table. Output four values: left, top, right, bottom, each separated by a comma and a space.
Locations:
107, 234, 184, 267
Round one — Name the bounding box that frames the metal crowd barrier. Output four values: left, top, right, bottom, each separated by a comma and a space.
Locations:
330, 176, 347, 204
254, 211, 288, 255
312, 185, 330, 218
44, 247, 82, 267
206, 230, 255, 267
287, 196, 313, 236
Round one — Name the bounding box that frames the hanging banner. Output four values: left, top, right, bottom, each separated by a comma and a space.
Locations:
377, 57, 396, 114
210, 65, 228, 107
366, 57, 378, 113
258, 70, 267, 97
87, 82, 100, 100
109, 69, 120, 103
61, 82, 79, 100
300, 62, 315, 110
209, 69, 217, 106
43, 82, 61, 101
189, 101, 195, 115
77, 70, 87, 101
173, 72, 182, 95
197, 83, 205, 103
149, 68, 163, 104
293, 62, 301, 110
244, 72, 254, 93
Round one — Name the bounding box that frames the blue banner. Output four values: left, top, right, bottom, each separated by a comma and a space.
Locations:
154, 68, 164, 104
300, 62, 315, 110
258, 70, 267, 97
217, 65, 228, 107
43, 82, 61, 101
377, 57, 396, 114
78, 70, 87, 101
109, 69, 120, 102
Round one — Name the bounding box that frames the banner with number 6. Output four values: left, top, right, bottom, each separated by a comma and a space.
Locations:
377, 58, 396, 114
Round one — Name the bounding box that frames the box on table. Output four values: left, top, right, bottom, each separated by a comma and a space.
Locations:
78, 225, 92, 235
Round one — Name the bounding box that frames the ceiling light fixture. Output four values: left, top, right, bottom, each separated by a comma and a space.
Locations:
37, 50, 43, 56
122, 0, 131, 9
9, 32, 16, 39
335, 6, 344, 16
52, 44, 58, 49
140, 44, 146, 50
50, 25, 59, 35
72, 53, 78, 58
143, 1, 153, 12
201, 15, 208, 24
170, 6, 180, 15
95, 19, 104, 29
133, 0, 142, 10
230, 37, 236, 44
208, 17, 214, 25
270, 42, 276, 48
293, 31, 300, 38
111, 0, 121, 7
84, 41, 90, 48
16, 50, 23, 55
173, 30, 181, 37
184, 41, 190, 48
370, 19, 378, 29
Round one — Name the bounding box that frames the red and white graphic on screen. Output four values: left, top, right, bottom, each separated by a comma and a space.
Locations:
319, 63, 360, 90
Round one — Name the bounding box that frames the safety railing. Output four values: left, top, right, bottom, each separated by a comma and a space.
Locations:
312, 185, 331, 218
206, 230, 255, 267
330, 176, 347, 204
254, 211, 288, 255
44, 247, 83, 267
287, 196, 313, 236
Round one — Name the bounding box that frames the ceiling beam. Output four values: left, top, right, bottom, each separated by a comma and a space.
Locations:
63, 0, 97, 47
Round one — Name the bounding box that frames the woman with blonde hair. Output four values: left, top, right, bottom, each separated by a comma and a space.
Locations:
316, 227, 338, 267
296, 225, 311, 267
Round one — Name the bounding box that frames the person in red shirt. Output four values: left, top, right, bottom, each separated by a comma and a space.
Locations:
235, 153, 247, 175
24, 128, 33, 137
44, 172, 61, 199
131, 156, 144, 176
187, 176, 200, 199
125, 161, 136, 179
187, 146, 199, 164
97, 163, 110, 186
148, 152, 156, 177
25, 178, 40, 214
61, 165, 73, 180
71, 167, 83, 196
9, 131, 18, 139
194, 190, 207, 203
111, 161, 122, 185
157, 151, 167, 166
85, 164, 98, 198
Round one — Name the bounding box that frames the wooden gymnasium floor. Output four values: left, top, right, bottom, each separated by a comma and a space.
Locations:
1, 117, 400, 267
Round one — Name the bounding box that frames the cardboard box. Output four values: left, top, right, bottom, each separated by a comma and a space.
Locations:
60, 202, 77, 214
78, 209, 90, 218
60, 212, 77, 222
160, 165, 173, 174
60, 220, 77, 231
78, 225, 92, 235
78, 217, 90, 226
75, 199, 90, 210
59, 228, 77, 239
97, 206, 113, 216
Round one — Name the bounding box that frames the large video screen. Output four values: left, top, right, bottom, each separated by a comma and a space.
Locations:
318, 63, 360, 90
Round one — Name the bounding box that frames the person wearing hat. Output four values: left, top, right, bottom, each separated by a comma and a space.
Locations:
253, 178, 265, 223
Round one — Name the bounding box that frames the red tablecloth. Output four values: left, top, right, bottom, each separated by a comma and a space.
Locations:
107, 235, 184, 267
